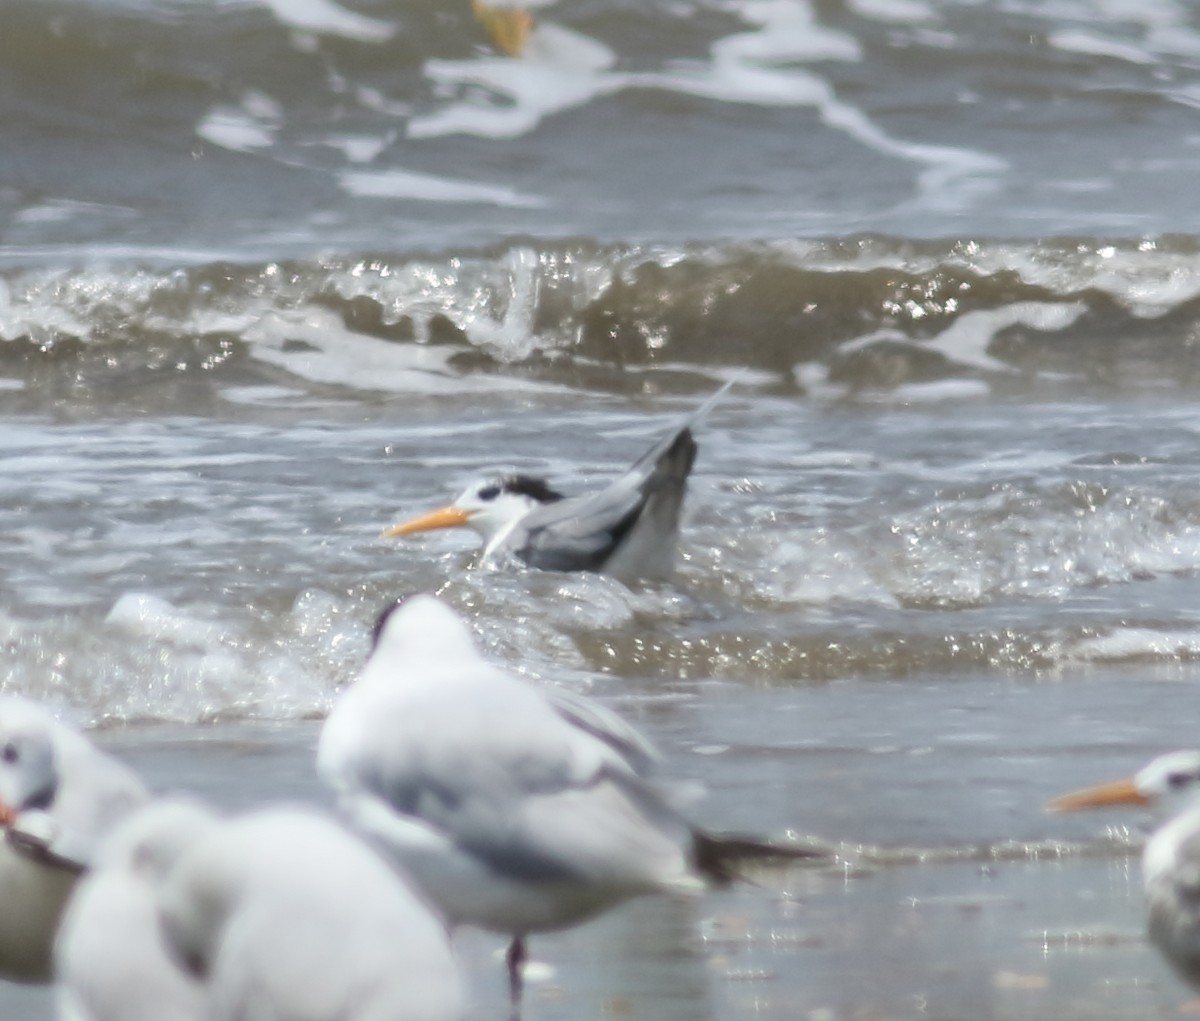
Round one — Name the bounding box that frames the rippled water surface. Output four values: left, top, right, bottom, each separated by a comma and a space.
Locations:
5, 0, 1200, 1016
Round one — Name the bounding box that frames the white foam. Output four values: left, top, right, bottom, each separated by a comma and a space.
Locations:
239, 307, 560, 395
846, 0, 936, 24
1047, 30, 1157, 65
1065, 627, 1200, 663
219, 384, 307, 405
717, 0, 862, 62
195, 92, 281, 153
817, 303, 1086, 385
885, 379, 994, 403
344, 0, 1002, 213
618, 4, 1004, 211
1009, 0, 1200, 62
408, 23, 618, 140
106, 593, 222, 651
324, 134, 393, 164
457, 247, 542, 360
919, 302, 1087, 374
338, 168, 546, 208
255, 0, 394, 43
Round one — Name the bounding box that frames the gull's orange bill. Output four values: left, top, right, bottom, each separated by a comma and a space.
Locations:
1045, 776, 1149, 813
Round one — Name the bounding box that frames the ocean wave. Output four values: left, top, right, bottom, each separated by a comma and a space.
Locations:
2, 236, 1200, 402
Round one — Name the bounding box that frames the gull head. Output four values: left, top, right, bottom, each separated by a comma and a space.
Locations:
0, 704, 60, 824
383, 474, 565, 548
368, 595, 481, 668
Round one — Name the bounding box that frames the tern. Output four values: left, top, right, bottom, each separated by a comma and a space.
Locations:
1048, 750, 1200, 991
318, 594, 821, 1017
157, 805, 465, 1021
0, 696, 148, 983
382, 380, 736, 582
54, 799, 215, 1021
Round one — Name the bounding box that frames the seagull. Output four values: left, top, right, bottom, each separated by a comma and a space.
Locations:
0, 696, 148, 983
54, 799, 216, 1021
1048, 750, 1200, 991
382, 380, 736, 583
318, 594, 821, 1017
157, 805, 465, 1021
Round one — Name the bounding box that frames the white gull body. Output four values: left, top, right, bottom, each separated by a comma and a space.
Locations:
0, 696, 147, 984
1050, 750, 1200, 991
158, 805, 465, 1021
318, 594, 810, 1012
54, 799, 215, 1021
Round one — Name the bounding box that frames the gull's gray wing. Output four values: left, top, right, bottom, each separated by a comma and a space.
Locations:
545, 688, 660, 774
329, 670, 694, 888
1149, 826, 1200, 986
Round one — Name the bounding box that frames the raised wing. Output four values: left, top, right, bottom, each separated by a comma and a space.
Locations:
512, 426, 696, 575
507, 378, 735, 578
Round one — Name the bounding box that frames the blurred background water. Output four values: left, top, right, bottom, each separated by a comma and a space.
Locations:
5, 0, 1200, 1017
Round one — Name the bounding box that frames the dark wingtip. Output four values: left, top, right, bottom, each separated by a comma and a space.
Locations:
660, 427, 698, 480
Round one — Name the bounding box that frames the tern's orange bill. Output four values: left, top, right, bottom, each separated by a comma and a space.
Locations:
1045, 776, 1150, 813
382, 506, 472, 539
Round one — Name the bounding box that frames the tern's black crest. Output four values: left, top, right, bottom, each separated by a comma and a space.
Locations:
500, 475, 566, 505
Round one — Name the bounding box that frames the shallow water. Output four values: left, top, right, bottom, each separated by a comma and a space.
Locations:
4, 667, 1197, 1020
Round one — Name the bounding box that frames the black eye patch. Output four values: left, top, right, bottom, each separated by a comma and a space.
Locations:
1, 743, 17, 765
1169, 772, 1196, 790
477, 485, 501, 502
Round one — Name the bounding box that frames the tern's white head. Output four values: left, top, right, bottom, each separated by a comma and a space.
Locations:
1047, 750, 1200, 818
383, 474, 565, 550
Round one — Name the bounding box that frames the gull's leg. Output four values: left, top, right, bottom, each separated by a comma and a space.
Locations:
506, 935, 527, 1020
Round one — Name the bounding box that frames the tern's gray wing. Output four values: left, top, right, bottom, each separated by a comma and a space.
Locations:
510, 426, 696, 575
509, 378, 735, 576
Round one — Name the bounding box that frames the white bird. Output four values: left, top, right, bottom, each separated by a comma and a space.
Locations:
318, 594, 818, 1016
157, 805, 465, 1021
382, 381, 736, 582
0, 696, 148, 983
1048, 750, 1200, 991
54, 799, 216, 1021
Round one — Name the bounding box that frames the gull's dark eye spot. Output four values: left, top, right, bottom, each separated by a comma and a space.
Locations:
1, 743, 18, 765
477, 485, 501, 502
1169, 772, 1196, 790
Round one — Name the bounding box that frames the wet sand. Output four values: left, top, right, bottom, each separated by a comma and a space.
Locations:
3, 664, 1197, 1020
